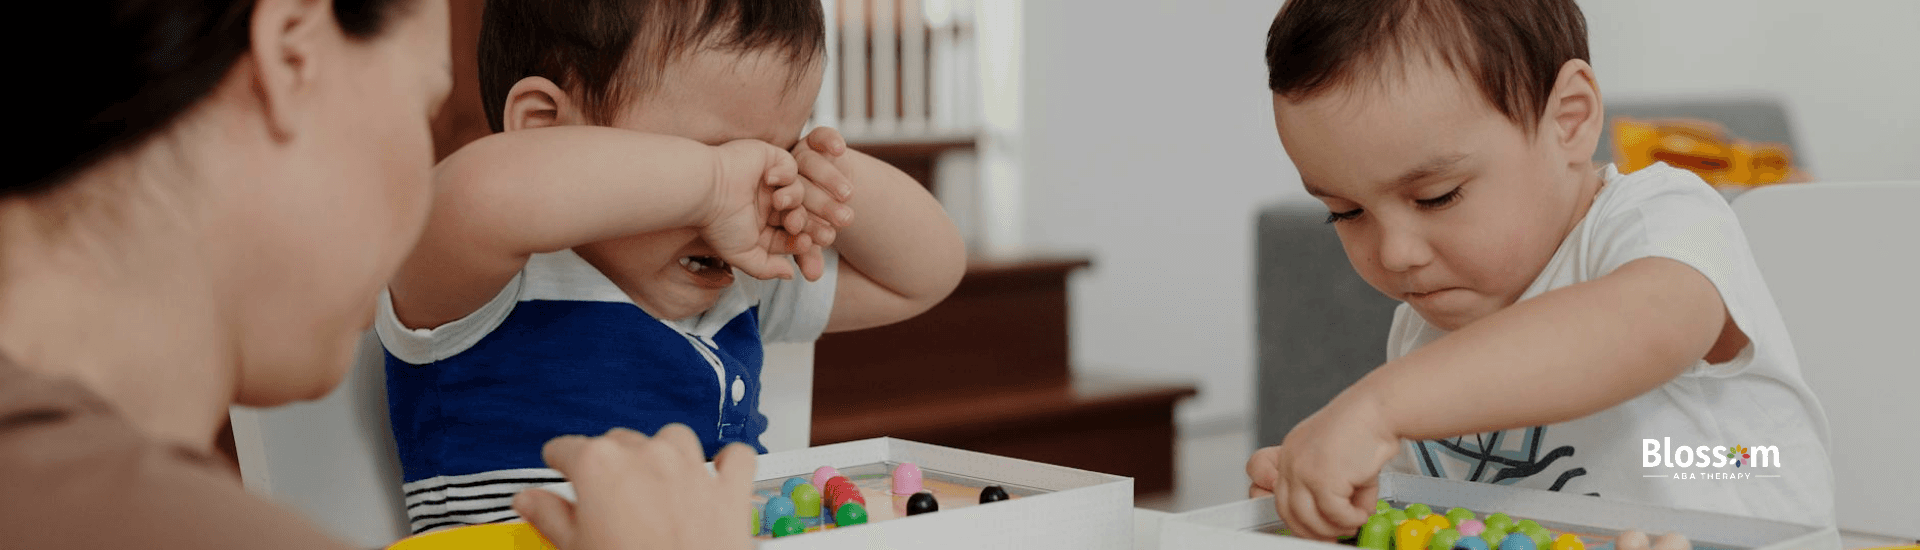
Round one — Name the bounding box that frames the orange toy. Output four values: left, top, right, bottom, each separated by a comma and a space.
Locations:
1610, 117, 1808, 187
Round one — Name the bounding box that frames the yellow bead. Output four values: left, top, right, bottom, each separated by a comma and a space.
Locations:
1552, 533, 1585, 550
1424, 514, 1452, 533
1398, 520, 1433, 550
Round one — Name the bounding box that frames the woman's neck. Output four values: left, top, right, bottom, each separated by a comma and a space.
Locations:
0, 166, 237, 454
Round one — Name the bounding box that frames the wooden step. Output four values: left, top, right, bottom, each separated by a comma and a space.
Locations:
812, 374, 1196, 495
848, 135, 975, 196
812, 256, 1086, 403
813, 254, 1198, 496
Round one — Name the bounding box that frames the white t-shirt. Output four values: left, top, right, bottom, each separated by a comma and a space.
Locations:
1379, 163, 1836, 527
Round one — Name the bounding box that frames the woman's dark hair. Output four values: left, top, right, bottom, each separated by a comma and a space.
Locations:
14, 0, 416, 199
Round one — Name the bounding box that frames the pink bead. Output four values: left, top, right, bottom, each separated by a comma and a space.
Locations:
891, 463, 924, 495
1457, 519, 1486, 537
812, 466, 841, 492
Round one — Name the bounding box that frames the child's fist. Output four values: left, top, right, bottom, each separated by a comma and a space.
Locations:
1252, 394, 1400, 541
779, 126, 860, 281
703, 139, 800, 280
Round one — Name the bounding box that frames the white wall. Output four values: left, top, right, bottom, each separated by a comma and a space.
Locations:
1016, 0, 1920, 428
1580, 0, 1920, 181
1021, 0, 1293, 426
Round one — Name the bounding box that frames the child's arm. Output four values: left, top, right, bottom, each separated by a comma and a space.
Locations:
790, 128, 967, 332
1250, 256, 1741, 539
389, 125, 822, 330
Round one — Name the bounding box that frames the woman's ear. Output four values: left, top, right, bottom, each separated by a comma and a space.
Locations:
503, 77, 579, 131
247, 0, 338, 141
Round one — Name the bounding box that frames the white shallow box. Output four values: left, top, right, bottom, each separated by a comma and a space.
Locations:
752, 437, 1133, 550
1160, 474, 1838, 550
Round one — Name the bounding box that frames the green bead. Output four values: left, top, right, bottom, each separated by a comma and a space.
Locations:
1483, 527, 1511, 550
1485, 513, 1514, 534
790, 484, 822, 518
751, 505, 760, 536
1446, 508, 1475, 525
1406, 503, 1433, 519
1431, 528, 1463, 550
1385, 509, 1409, 526
1378, 500, 1393, 514
771, 516, 805, 537
1358, 515, 1395, 550
834, 501, 868, 526
1516, 521, 1550, 548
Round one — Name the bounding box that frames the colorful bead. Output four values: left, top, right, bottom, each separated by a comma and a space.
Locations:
771, 516, 804, 538
1398, 520, 1433, 550
790, 484, 822, 518
1431, 528, 1463, 550
1457, 519, 1486, 537
1501, 532, 1537, 550
1358, 515, 1394, 550
834, 501, 869, 526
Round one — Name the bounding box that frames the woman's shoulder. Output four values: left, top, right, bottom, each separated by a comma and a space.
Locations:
0, 355, 354, 549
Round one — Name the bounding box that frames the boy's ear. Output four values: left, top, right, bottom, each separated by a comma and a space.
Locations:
1546, 59, 1603, 164
503, 76, 578, 131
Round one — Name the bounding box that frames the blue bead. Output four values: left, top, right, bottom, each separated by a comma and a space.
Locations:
781, 477, 810, 497
763, 496, 796, 531
1455, 537, 1493, 550
1501, 533, 1537, 550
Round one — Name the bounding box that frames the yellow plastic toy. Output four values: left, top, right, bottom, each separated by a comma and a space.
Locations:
385, 522, 558, 550
1610, 117, 1807, 188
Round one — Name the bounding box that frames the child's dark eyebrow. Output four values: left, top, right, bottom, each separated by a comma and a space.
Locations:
1302, 153, 1469, 198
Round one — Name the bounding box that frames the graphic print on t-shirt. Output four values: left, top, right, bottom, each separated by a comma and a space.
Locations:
1412, 426, 1597, 496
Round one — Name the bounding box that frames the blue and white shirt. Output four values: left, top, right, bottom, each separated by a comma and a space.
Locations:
376, 249, 836, 534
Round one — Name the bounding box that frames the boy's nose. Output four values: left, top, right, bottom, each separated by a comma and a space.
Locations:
1376, 222, 1434, 273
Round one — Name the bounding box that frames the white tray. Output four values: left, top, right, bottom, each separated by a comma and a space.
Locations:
1160, 473, 1838, 550
545, 437, 1134, 550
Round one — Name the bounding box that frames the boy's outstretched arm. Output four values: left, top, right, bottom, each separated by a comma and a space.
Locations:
1250, 256, 1743, 539
791, 128, 967, 333
389, 126, 818, 330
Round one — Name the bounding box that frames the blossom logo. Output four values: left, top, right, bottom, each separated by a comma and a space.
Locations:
1642, 438, 1781, 480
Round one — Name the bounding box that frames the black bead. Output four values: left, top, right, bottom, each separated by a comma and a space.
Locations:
979, 485, 1009, 503
906, 492, 939, 515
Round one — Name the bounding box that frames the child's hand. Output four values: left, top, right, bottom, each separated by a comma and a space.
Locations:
1246, 393, 1401, 541
703, 139, 804, 280
782, 126, 858, 281
512, 425, 755, 550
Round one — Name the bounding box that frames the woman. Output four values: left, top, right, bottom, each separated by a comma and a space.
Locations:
0, 0, 752, 548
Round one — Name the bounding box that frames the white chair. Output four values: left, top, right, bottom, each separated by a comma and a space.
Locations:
1731, 181, 1920, 541
231, 331, 817, 548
